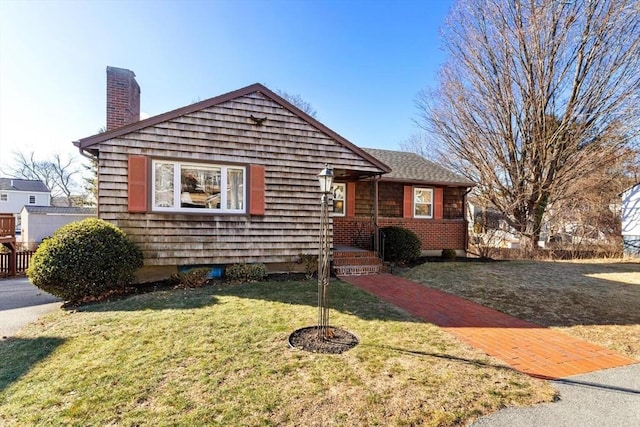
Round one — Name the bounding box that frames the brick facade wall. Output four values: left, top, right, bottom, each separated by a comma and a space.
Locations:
378, 217, 467, 250
333, 216, 375, 249
334, 181, 468, 251
334, 216, 467, 251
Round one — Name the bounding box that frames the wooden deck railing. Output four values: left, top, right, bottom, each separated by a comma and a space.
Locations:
0, 250, 35, 277
0, 213, 18, 276
0, 214, 16, 242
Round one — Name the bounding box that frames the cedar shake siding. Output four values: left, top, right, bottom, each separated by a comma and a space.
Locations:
82, 90, 387, 267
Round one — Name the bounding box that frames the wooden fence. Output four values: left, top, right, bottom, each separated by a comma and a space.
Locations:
0, 250, 35, 277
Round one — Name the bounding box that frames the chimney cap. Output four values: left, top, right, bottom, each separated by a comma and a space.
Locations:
106, 66, 136, 77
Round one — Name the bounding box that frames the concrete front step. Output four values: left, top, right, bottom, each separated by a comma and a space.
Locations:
333, 250, 384, 276
333, 264, 385, 276
333, 256, 382, 266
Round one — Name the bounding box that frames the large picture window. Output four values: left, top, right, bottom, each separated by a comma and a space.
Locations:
414, 187, 433, 218
152, 160, 245, 213
332, 183, 346, 216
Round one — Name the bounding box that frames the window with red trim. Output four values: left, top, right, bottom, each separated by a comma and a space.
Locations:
151, 160, 245, 213
413, 187, 433, 218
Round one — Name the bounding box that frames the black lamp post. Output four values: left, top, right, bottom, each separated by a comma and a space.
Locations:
317, 164, 333, 340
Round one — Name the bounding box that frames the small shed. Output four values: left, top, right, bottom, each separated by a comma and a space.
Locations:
621, 183, 640, 256
20, 206, 97, 245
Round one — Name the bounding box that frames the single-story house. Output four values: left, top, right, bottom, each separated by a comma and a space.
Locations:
621, 183, 640, 256
74, 66, 472, 279
20, 206, 97, 247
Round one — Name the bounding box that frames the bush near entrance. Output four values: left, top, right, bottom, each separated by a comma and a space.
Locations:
381, 226, 421, 263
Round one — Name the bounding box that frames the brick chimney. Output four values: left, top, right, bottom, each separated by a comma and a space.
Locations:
106, 66, 140, 131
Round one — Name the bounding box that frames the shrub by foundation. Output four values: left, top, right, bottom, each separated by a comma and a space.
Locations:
441, 249, 457, 260
381, 226, 422, 263
225, 263, 268, 282
27, 218, 143, 302
172, 267, 211, 288
298, 253, 318, 279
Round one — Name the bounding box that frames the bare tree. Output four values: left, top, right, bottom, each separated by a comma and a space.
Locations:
400, 132, 438, 161
276, 89, 318, 118
544, 147, 637, 251
5, 151, 82, 205
418, 0, 640, 252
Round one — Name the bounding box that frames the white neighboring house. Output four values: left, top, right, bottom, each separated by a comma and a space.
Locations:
20, 206, 97, 245
0, 178, 51, 234
621, 183, 640, 256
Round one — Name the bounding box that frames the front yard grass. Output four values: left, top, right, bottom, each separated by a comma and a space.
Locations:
403, 259, 640, 359
1, 279, 555, 426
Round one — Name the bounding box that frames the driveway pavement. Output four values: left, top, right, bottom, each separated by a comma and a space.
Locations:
0, 277, 61, 339
472, 363, 640, 426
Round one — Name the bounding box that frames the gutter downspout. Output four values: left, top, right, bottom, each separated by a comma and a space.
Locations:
73, 141, 99, 216
373, 174, 381, 253
463, 187, 473, 256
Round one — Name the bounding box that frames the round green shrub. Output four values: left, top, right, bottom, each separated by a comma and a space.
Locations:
171, 267, 211, 288
441, 248, 457, 260
27, 218, 143, 301
225, 263, 268, 282
381, 226, 422, 263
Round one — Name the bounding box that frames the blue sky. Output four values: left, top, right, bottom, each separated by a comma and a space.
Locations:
0, 0, 454, 171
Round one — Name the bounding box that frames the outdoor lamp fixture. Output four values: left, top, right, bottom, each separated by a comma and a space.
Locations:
287, 165, 357, 353
317, 165, 334, 194
317, 164, 333, 340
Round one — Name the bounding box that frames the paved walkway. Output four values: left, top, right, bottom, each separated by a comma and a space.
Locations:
340, 274, 637, 379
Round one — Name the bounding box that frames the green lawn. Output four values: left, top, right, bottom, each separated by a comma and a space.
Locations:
0, 279, 554, 426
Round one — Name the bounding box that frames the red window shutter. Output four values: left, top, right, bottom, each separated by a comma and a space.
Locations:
249, 164, 265, 215
434, 187, 443, 219
403, 185, 413, 218
346, 182, 356, 217
128, 155, 148, 213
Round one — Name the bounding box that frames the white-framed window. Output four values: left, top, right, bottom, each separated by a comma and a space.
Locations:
0, 193, 7, 202
332, 183, 346, 216
414, 187, 433, 218
151, 160, 245, 213
28, 195, 36, 204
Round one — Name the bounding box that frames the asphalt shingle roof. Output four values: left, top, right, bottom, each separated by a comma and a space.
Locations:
0, 178, 50, 192
362, 148, 474, 186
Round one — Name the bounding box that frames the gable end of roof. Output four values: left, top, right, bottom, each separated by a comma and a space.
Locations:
75, 83, 390, 174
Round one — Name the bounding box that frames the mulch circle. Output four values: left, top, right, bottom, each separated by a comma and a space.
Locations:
288, 326, 359, 354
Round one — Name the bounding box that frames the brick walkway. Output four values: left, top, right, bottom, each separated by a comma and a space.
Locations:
340, 273, 637, 379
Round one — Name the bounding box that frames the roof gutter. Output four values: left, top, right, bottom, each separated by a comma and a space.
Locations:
73, 140, 97, 161
378, 177, 476, 187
